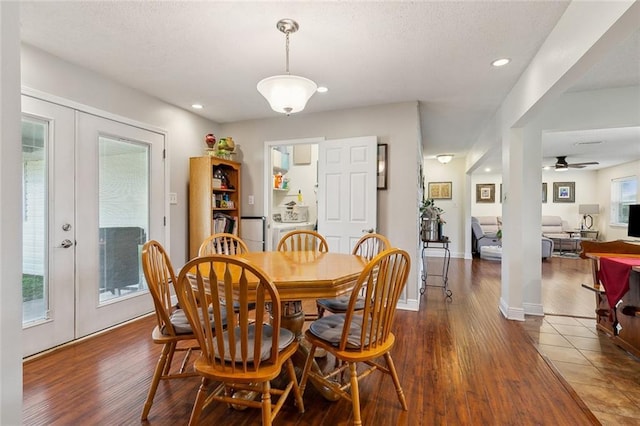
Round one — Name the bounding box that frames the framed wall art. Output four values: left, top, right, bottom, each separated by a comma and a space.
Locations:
377, 144, 387, 190
542, 182, 548, 203
553, 181, 575, 203
476, 183, 495, 203
428, 181, 452, 199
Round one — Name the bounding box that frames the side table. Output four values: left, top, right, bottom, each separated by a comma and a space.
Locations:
420, 237, 452, 299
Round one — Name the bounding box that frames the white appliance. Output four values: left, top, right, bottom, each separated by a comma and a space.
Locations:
271, 221, 315, 250
240, 216, 266, 251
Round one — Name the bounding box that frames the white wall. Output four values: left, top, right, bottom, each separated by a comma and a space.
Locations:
470, 170, 601, 229
541, 169, 599, 229
596, 160, 640, 241
423, 157, 466, 258
470, 173, 503, 218
220, 102, 421, 310
1, 3, 23, 423
21, 44, 220, 263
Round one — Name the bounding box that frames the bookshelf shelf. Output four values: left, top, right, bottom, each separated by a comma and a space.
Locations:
189, 156, 241, 258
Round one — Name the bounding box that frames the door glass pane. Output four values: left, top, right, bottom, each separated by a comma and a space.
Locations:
98, 136, 149, 303
22, 118, 48, 324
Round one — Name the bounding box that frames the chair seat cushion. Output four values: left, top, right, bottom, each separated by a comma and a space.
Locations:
219, 324, 295, 363
163, 307, 226, 335
316, 296, 365, 313
308, 314, 366, 348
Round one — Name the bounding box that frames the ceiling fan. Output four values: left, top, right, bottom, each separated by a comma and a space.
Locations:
547, 156, 599, 171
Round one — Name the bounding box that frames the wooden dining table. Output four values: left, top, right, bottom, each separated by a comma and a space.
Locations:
237, 250, 368, 301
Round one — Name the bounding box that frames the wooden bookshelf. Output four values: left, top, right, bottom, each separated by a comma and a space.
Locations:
189, 156, 241, 258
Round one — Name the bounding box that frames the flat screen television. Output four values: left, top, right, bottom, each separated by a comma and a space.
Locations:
628, 204, 640, 238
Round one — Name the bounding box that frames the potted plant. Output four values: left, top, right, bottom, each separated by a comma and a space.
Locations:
420, 198, 446, 240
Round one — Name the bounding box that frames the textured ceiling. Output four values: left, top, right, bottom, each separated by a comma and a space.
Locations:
19, 1, 639, 170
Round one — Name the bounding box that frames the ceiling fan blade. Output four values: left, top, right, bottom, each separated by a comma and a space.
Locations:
567, 164, 586, 168
568, 161, 599, 167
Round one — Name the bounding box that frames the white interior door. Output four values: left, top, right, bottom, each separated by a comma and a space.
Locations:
21, 96, 76, 356
317, 136, 377, 253
75, 112, 163, 337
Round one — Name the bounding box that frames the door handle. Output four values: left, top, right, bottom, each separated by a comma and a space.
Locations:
362, 228, 374, 233
60, 239, 74, 248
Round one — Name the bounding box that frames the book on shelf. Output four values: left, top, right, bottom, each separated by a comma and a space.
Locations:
213, 213, 238, 235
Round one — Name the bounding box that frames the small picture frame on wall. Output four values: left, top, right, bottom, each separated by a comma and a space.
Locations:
476, 183, 495, 203
377, 144, 388, 190
553, 181, 575, 203
542, 182, 548, 203
428, 181, 452, 199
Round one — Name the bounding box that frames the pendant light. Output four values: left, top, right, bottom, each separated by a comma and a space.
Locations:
257, 19, 317, 115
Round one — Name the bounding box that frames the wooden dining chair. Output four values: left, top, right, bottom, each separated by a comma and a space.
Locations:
199, 233, 255, 314
299, 248, 411, 426
198, 232, 249, 257
175, 255, 305, 426
140, 240, 200, 421
316, 233, 391, 318
277, 229, 329, 322
277, 229, 329, 252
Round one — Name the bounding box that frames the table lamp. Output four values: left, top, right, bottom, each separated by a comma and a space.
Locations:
578, 204, 599, 229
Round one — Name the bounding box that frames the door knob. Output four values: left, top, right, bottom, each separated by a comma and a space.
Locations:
60, 239, 74, 248
362, 228, 374, 233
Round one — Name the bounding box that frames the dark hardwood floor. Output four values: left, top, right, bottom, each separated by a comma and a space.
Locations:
23, 257, 599, 425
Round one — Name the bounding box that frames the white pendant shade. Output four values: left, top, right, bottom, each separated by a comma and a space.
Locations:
436, 154, 454, 164
257, 74, 318, 114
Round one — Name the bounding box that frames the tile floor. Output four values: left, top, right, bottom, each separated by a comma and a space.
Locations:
523, 315, 640, 425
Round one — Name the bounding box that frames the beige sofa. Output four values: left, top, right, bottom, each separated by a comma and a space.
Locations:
472, 215, 555, 259
541, 215, 579, 253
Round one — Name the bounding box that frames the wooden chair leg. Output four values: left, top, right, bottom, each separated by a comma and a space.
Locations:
188, 377, 209, 426
163, 341, 177, 375
348, 362, 362, 426
384, 352, 408, 410
299, 344, 317, 395
286, 358, 305, 413
141, 343, 171, 420
316, 303, 325, 319
261, 381, 272, 426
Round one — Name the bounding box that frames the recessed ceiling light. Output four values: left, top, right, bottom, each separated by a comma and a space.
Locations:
484, 167, 491, 172
491, 58, 511, 67
317, 86, 328, 93
191, 104, 203, 109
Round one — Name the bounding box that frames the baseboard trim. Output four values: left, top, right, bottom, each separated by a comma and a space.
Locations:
523, 302, 544, 316
499, 297, 525, 321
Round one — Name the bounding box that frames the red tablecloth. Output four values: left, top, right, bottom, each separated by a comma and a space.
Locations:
598, 257, 640, 310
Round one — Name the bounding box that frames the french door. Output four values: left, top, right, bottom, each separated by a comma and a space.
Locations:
21, 96, 165, 356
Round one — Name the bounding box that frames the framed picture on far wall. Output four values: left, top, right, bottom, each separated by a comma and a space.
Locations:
553, 181, 575, 203
542, 182, 548, 203
476, 183, 495, 203
428, 181, 452, 199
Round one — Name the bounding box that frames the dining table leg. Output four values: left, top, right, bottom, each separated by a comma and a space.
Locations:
275, 301, 340, 401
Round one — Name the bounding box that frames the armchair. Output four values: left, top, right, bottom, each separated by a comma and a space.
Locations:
471, 217, 501, 255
